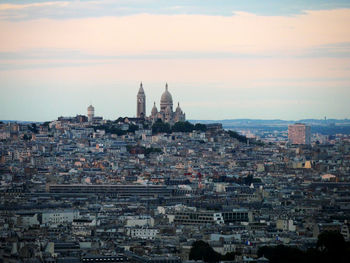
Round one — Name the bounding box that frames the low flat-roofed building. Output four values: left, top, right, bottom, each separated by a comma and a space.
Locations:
48, 184, 172, 197
174, 209, 252, 225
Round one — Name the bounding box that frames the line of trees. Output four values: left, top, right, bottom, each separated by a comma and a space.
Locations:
152, 120, 207, 134
258, 231, 350, 263
227, 130, 248, 143
189, 231, 350, 263
92, 123, 139, 136
189, 240, 236, 262
227, 129, 264, 146
92, 120, 207, 135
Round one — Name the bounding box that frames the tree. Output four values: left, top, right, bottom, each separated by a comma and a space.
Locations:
114, 117, 125, 123
152, 119, 171, 134
221, 252, 236, 261
194, 123, 207, 132
23, 134, 31, 141
189, 240, 221, 263
128, 124, 139, 133
28, 123, 38, 134
145, 147, 162, 155
243, 174, 254, 186
42, 121, 50, 127
227, 130, 247, 143
258, 245, 306, 263
317, 231, 347, 262
257, 231, 350, 263
317, 231, 346, 253
93, 124, 127, 136
172, 121, 194, 133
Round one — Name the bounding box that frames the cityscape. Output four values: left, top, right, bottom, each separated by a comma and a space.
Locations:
1, 1, 350, 263
1, 85, 350, 263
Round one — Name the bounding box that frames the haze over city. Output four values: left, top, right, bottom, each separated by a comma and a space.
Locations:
2, 2, 350, 263
1, 0, 350, 121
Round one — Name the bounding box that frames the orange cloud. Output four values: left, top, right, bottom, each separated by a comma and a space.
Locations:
0, 9, 349, 54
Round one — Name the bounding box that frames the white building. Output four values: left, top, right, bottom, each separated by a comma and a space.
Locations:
72, 218, 98, 236
125, 216, 154, 227
42, 210, 80, 225
18, 212, 40, 227
127, 228, 159, 240
276, 219, 296, 232
87, 105, 95, 122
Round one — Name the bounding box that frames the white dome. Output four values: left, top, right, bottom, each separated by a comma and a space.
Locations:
160, 83, 173, 105
175, 102, 182, 113
151, 102, 158, 114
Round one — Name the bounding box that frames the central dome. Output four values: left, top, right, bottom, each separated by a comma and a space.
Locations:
160, 83, 173, 104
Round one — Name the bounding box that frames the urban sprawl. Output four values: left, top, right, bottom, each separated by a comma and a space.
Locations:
1, 85, 350, 263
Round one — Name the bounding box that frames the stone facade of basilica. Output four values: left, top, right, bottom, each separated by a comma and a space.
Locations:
136, 83, 186, 124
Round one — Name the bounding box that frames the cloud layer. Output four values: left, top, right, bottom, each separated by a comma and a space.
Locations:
0, 4, 349, 121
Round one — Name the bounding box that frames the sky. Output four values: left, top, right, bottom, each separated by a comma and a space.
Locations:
0, 0, 350, 121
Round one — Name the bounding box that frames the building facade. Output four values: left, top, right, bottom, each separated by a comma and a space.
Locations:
136, 83, 186, 124
87, 105, 94, 122
173, 209, 252, 225
48, 184, 172, 197
150, 83, 186, 124
288, 123, 311, 145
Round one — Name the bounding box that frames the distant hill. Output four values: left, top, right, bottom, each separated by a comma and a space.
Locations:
190, 119, 350, 135
190, 119, 350, 127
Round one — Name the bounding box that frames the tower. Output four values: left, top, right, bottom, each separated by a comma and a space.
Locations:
137, 82, 146, 118
288, 123, 311, 145
87, 105, 94, 122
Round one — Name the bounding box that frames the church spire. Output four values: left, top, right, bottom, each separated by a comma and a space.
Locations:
138, 82, 144, 94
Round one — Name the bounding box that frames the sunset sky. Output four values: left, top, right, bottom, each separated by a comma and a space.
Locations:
1, 0, 350, 121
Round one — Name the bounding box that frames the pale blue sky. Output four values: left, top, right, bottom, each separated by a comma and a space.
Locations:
0, 1, 350, 121
1, 0, 350, 18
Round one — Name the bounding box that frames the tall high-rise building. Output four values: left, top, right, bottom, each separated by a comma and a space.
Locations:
137, 82, 146, 118
288, 123, 311, 145
87, 105, 95, 122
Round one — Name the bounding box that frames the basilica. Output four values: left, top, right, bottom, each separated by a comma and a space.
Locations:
137, 83, 186, 124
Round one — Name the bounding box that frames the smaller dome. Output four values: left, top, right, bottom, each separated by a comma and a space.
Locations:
175, 102, 182, 113
160, 83, 173, 104
88, 105, 94, 111
151, 102, 158, 114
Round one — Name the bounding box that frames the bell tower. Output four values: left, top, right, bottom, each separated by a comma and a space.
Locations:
137, 82, 146, 118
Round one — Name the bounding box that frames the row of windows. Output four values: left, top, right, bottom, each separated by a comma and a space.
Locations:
175, 219, 213, 224
82, 257, 125, 262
